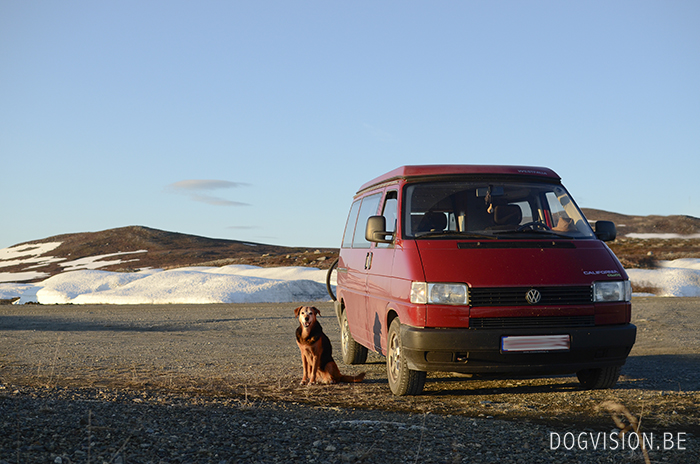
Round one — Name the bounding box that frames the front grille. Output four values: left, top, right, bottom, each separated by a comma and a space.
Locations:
469, 286, 592, 307
469, 315, 595, 329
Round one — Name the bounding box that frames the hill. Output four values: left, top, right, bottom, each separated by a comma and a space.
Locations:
0, 226, 338, 283
581, 208, 700, 235
582, 209, 700, 269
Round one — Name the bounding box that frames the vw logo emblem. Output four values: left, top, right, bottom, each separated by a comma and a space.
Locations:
525, 289, 542, 305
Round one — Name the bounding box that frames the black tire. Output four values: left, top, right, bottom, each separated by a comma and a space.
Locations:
386, 318, 426, 396
340, 310, 368, 365
576, 366, 621, 389
326, 258, 338, 301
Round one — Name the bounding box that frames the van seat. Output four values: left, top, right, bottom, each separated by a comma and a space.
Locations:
493, 205, 522, 227
417, 212, 447, 233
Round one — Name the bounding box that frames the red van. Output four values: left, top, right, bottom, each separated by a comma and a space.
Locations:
330, 165, 636, 395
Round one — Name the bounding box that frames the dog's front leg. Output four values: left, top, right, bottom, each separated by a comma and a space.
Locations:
300, 356, 309, 385
308, 343, 323, 384
298, 345, 310, 385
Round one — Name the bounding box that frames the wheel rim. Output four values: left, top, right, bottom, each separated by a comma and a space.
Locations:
388, 330, 400, 383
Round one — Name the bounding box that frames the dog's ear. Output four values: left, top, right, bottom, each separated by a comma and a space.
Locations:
312, 306, 320, 316
294, 306, 303, 317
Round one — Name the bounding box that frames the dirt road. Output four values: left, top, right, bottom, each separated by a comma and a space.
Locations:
1, 298, 699, 433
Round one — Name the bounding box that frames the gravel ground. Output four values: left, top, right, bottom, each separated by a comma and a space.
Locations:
2, 385, 692, 464
1, 298, 698, 463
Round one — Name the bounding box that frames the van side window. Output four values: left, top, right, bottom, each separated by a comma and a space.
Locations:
545, 191, 585, 233
352, 193, 382, 249
341, 200, 361, 248
377, 191, 398, 248
545, 192, 567, 223
383, 191, 398, 232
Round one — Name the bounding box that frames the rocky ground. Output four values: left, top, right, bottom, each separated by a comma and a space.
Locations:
1, 298, 698, 463
4, 383, 691, 464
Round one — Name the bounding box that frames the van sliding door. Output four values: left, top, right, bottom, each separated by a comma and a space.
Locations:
365, 190, 398, 354
341, 193, 382, 349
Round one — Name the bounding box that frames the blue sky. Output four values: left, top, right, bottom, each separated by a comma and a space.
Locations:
1, 1, 698, 249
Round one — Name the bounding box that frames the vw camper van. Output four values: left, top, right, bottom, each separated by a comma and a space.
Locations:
331, 165, 636, 395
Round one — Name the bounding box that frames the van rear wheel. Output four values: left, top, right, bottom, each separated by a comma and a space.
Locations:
576, 366, 621, 389
387, 318, 426, 396
340, 311, 367, 365
326, 258, 338, 301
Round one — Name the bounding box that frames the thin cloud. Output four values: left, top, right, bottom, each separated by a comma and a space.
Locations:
166, 179, 251, 206
167, 180, 250, 191
191, 194, 250, 207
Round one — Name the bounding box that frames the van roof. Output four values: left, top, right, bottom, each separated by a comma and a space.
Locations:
357, 165, 561, 193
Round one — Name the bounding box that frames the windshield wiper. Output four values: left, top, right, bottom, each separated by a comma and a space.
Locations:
493, 229, 571, 238
414, 231, 498, 240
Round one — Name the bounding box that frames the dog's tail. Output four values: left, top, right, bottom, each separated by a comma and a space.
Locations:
340, 372, 366, 383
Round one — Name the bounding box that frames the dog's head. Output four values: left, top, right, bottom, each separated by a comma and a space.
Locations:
294, 306, 320, 329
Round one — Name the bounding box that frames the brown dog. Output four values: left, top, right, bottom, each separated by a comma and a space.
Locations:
294, 306, 366, 385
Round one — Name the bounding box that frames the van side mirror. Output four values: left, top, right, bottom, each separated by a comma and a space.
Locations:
365, 216, 394, 244
595, 220, 617, 242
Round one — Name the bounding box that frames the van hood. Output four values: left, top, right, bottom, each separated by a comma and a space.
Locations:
416, 239, 627, 287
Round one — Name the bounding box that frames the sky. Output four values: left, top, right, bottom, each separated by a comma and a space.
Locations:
1, 1, 699, 249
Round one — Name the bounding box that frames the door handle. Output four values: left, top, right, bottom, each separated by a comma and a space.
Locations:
364, 252, 373, 270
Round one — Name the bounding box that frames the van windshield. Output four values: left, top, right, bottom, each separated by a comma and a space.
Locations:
403, 181, 595, 239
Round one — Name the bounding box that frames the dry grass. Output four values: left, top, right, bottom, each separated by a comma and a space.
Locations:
598, 401, 651, 464
631, 281, 662, 296
608, 238, 700, 269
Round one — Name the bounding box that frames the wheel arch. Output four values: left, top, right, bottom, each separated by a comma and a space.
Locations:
382, 308, 400, 355
334, 297, 346, 323
386, 308, 399, 329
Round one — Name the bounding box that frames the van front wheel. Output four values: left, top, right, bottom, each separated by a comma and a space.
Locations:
576, 366, 621, 389
387, 318, 426, 396
340, 311, 368, 365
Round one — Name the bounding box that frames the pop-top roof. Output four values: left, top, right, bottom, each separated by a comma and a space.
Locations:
357, 165, 561, 193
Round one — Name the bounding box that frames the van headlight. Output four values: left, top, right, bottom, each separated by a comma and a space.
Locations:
593, 281, 632, 302
410, 282, 468, 305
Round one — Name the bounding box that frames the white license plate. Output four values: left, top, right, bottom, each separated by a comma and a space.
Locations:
501, 335, 570, 352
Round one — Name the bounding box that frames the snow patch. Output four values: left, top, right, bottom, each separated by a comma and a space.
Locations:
0, 271, 51, 283
0, 242, 62, 261
5, 265, 333, 305
626, 233, 700, 239
628, 258, 700, 297
59, 250, 149, 271
0, 242, 65, 270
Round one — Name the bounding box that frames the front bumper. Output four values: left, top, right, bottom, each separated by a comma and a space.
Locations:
401, 323, 637, 375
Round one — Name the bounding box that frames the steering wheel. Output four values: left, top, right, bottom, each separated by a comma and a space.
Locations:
516, 221, 551, 232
